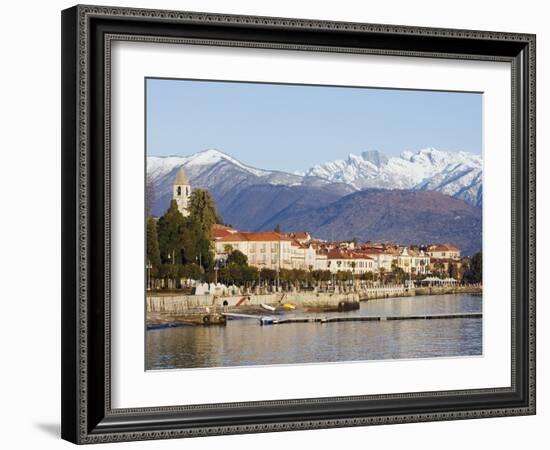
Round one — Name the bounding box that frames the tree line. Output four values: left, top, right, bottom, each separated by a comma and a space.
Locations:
146, 189, 221, 289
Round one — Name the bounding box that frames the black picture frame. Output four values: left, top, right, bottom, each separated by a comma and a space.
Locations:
61, 4, 536, 444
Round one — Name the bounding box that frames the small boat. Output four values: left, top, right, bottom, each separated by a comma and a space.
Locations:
259, 316, 276, 325
282, 303, 296, 310
261, 303, 276, 311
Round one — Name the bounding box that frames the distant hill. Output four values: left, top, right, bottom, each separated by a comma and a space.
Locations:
259, 189, 481, 256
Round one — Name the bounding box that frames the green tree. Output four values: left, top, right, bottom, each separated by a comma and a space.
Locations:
336, 270, 352, 284
260, 268, 277, 285
448, 263, 459, 280
195, 236, 215, 271
391, 264, 406, 284
361, 271, 374, 281
157, 200, 186, 264
180, 263, 202, 281
159, 263, 180, 289
226, 249, 248, 267
145, 173, 155, 217
146, 216, 161, 273
464, 251, 482, 283
433, 261, 445, 279
188, 189, 222, 235
241, 266, 259, 288
471, 251, 482, 282
379, 267, 386, 284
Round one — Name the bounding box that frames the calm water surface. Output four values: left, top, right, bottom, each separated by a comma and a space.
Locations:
146, 294, 482, 370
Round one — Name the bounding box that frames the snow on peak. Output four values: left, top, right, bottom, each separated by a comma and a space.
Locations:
147, 146, 483, 208
304, 147, 483, 206
186, 148, 228, 165
147, 148, 268, 178
361, 149, 388, 167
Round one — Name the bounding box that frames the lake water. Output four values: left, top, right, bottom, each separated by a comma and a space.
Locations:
145, 293, 482, 370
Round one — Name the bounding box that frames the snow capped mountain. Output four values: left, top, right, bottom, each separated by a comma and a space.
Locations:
305, 148, 482, 207
147, 148, 270, 179
146, 147, 483, 220
146, 149, 354, 218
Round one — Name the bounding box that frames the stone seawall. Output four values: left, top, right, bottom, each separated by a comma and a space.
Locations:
359, 284, 482, 300
147, 291, 359, 314
146, 284, 482, 314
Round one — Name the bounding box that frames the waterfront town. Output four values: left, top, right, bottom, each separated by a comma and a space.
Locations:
147, 168, 479, 287
212, 225, 461, 282
145, 168, 482, 329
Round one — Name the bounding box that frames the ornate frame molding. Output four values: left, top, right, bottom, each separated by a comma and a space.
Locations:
62, 5, 536, 444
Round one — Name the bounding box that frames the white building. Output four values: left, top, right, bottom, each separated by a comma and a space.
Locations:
214, 232, 294, 270
361, 248, 395, 273
324, 250, 376, 274
290, 240, 317, 270
173, 167, 191, 217
426, 244, 461, 260
396, 247, 430, 274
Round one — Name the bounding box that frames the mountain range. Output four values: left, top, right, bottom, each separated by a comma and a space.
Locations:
304, 148, 482, 207
147, 148, 483, 255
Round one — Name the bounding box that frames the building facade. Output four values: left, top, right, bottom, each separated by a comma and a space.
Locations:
214, 232, 294, 270
324, 250, 375, 274
426, 244, 461, 259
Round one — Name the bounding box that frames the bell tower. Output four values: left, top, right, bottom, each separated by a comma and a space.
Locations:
173, 167, 191, 217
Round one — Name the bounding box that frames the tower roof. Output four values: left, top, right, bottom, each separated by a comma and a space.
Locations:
173, 167, 189, 185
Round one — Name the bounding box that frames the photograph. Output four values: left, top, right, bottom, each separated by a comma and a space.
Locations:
144, 78, 484, 370
55, 3, 537, 445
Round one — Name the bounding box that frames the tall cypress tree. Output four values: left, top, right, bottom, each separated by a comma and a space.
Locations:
146, 216, 161, 270
471, 251, 482, 283
188, 189, 222, 236
157, 200, 186, 264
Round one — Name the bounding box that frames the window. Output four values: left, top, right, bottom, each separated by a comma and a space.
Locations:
177, 186, 181, 196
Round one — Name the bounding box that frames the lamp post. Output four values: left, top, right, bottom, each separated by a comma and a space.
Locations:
146, 259, 152, 290
166, 253, 171, 289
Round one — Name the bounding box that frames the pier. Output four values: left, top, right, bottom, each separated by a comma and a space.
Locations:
223, 312, 482, 326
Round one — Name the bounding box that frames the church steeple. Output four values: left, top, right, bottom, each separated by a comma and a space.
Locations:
173, 167, 191, 217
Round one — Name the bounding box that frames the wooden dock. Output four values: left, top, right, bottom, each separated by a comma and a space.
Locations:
223, 312, 482, 326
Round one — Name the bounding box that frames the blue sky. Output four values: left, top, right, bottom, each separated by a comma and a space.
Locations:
146, 78, 482, 173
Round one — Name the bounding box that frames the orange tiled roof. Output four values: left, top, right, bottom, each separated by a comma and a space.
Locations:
211, 224, 238, 239
326, 249, 373, 260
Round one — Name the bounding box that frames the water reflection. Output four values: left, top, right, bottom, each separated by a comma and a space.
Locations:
146, 294, 482, 370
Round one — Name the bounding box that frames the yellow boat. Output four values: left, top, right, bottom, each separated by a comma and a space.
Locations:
282, 303, 296, 310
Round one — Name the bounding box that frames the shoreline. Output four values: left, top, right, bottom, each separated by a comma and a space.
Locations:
146, 285, 482, 329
